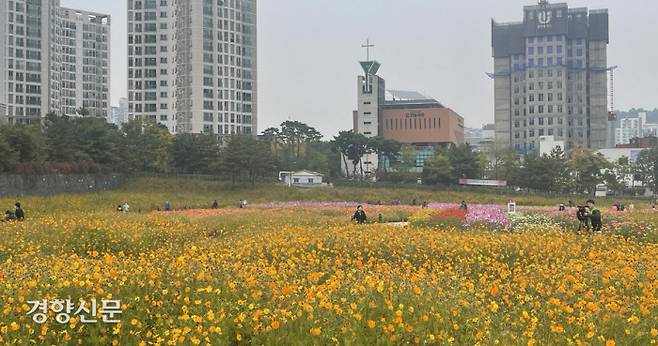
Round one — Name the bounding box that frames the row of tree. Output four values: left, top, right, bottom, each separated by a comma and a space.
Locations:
329, 129, 658, 195
479, 144, 658, 195
1, 114, 657, 194
0, 114, 275, 184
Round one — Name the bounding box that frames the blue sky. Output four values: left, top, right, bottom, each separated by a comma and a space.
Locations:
62, 0, 658, 136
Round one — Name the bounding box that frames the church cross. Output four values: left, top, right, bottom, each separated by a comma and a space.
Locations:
361, 38, 375, 61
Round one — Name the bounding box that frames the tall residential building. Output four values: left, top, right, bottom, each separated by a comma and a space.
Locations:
110, 97, 128, 127
0, 0, 110, 124
615, 117, 642, 146
491, 0, 610, 153
127, 0, 257, 136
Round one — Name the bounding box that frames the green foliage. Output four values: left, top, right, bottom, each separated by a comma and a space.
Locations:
332, 130, 374, 179
0, 134, 18, 172
635, 147, 658, 194
0, 124, 45, 163
172, 133, 220, 174
422, 152, 453, 186
567, 147, 611, 194
446, 143, 482, 181
44, 113, 124, 165
219, 135, 275, 186
122, 119, 173, 173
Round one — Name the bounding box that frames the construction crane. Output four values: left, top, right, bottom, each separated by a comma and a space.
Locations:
607, 65, 619, 121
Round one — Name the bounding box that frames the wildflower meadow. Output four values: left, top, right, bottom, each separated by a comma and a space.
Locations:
0, 179, 656, 345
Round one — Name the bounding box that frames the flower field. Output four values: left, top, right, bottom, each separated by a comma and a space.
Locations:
1, 190, 657, 344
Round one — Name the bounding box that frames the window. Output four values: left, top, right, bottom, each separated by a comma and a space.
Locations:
308, 178, 314, 184
528, 47, 534, 55
537, 47, 543, 55
293, 178, 299, 183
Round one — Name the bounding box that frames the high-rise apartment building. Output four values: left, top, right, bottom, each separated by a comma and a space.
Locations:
0, 0, 110, 124
615, 117, 642, 146
491, 0, 610, 152
127, 0, 257, 135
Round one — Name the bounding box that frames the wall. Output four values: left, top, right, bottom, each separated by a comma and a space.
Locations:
0, 174, 125, 197
381, 107, 464, 144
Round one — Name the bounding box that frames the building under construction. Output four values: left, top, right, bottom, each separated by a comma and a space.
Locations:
491, 0, 612, 152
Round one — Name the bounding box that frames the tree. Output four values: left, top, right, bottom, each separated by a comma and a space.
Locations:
219, 135, 275, 186
422, 152, 453, 186
0, 134, 18, 172
122, 119, 173, 173
567, 147, 611, 195
74, 117, 124, 165
44, 113, 87, 162
348, 133, 372, 178
274, 121, 323, 170
635, 147, 658, 195
446, 143, 482, 182
484, 141, 515, 180
0, 123, 46, 163
172, 133, 220, 174
331, 130, 374, 179
331, 130, 358, 178
260, 127, 281, 145
369, 137, 402, 174
516, 150, 566, 193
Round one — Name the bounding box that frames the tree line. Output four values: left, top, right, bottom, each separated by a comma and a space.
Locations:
0, 114, 275, 184
1, 114, 657, 194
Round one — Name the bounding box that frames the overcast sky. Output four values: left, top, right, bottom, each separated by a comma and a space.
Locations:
62, 0, 658, 137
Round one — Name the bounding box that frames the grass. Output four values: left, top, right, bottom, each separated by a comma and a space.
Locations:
1, 177, 652, 217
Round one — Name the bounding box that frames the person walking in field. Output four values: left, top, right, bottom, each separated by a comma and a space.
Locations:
164, 201, 172, 211
351, 205, 367, 224
212, 200, 219, 209
14, 202, 24, 221
122, 202, 130, 213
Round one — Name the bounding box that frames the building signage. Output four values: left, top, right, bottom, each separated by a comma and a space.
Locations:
405, 112, 425, 118
458, 179, 508, 187
537, 10, 552, 29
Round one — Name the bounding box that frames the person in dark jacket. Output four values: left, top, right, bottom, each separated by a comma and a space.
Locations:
586, 199, 602, 232
14, 202, 24, 221
211, 200, 219, 209
351, 205, 367, 224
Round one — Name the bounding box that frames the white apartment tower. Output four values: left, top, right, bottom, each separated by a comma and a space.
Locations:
127, 0, 257, 135
0, 0, 110, 124
615, 117, 642, 146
